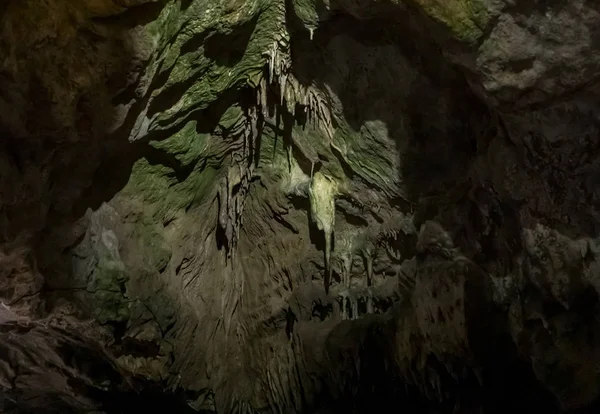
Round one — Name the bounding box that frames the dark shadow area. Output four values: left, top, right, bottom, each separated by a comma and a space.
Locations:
0, 323, 198, 413
91, 0, 169, 27
501, 0, 570, 19
97, 387, 202, 414
298, 301, 564, 414
180, 0, 194, 11
337, 207, 369, 227
203, 16, 259, 67
279, 2, 600, 413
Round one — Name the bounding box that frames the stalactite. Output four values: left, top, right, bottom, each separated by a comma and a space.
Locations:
342, 254, 351, 292
362, 248, 374, 314
385, 240, 402, 261
287, 141, 293, 173
308, 172, 337, 294
260, 0, 335, 144
216, 105, 264, 264
280, 73, 287, 106
259, 77, 268, 117
351, 295, 358, 320
324, 230, 332, 294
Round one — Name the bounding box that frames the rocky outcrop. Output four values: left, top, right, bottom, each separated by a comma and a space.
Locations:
2, 0, 600, 413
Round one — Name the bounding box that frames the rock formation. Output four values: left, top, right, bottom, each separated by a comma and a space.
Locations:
2, 0, 600, 412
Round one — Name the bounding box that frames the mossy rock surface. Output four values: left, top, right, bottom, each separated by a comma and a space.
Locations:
90, 252, 130, 324
408, 0, 490, 44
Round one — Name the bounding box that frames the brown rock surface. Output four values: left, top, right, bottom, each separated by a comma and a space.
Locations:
2, 0, 600, 413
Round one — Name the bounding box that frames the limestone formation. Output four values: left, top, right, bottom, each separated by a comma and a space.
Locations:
2, 0, 600, 413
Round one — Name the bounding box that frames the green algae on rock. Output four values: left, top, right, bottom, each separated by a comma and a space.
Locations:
89, 237, 130, 324
406, 0, 490, 44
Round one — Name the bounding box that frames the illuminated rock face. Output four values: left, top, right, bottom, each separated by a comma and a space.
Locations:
2, 0, 600, 412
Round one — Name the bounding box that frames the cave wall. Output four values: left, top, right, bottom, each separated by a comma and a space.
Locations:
2, 0, 600, 413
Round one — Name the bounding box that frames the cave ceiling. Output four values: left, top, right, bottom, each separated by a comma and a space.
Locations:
2, 0, 600, 413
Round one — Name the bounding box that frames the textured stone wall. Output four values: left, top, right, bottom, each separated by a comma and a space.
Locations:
2, 0, 600, 413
